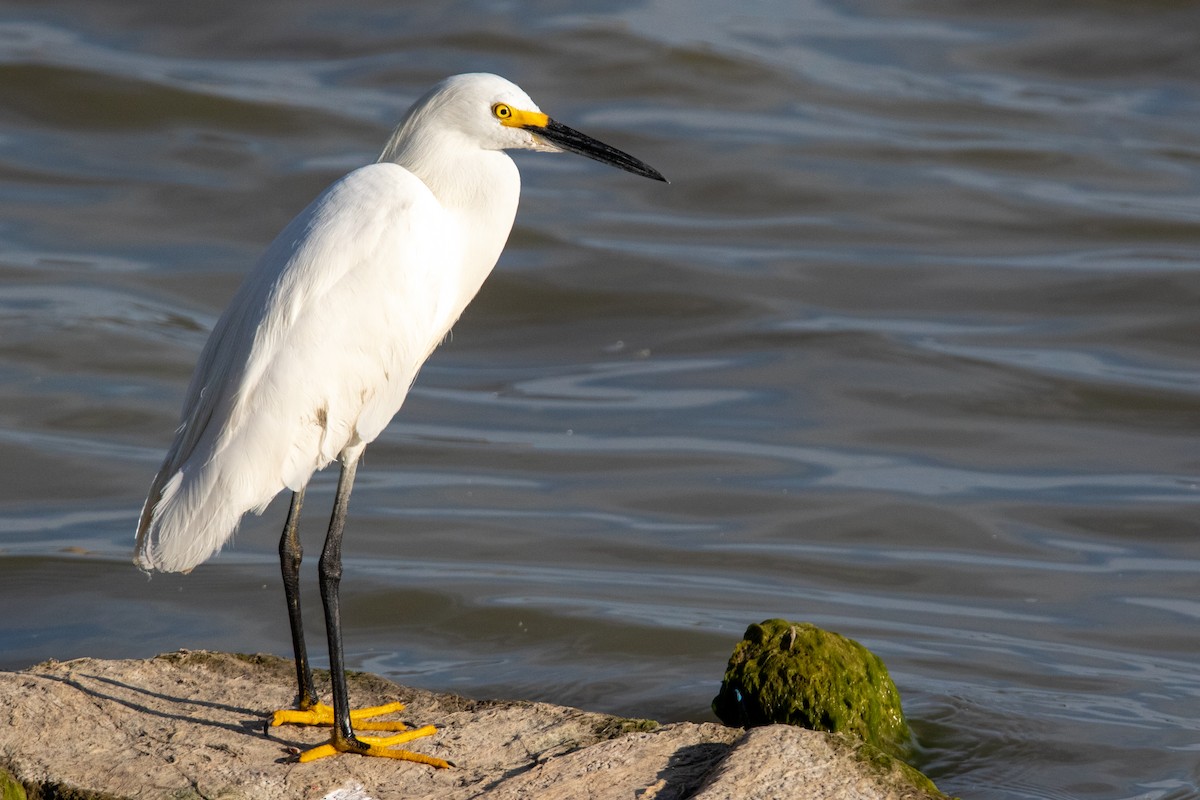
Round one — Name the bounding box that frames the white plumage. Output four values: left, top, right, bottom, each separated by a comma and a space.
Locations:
136, 75, 530, 572
133, 72, 664, 764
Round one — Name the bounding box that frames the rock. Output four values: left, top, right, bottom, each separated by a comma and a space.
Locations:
0, 651, 945, 799
712, 619, 911, 759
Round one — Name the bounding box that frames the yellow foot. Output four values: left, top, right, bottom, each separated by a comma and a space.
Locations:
298, 725, 451, 768
270, 701, 451, 767
271, 700, 409, 731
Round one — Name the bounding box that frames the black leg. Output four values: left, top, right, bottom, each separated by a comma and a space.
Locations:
279, 486, 318, 710
318, 453, 367, 752
276, 449, 448, 766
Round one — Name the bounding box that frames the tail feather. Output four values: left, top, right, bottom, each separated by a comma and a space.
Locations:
135, 461, 248, 573
136, 398, 302, 573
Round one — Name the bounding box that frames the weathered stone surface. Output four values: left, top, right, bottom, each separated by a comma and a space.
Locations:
692, 726, 942, 800
0, 651, 945, 799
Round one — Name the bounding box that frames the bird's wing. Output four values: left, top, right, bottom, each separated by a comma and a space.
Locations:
136, 162, 457, 572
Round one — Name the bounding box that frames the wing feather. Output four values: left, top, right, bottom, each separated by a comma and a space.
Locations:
135, 163, 458, 572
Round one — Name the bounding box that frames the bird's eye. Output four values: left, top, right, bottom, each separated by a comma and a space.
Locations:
492, 103, 513, 120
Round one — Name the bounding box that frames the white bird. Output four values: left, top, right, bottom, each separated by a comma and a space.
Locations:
135, 72, 666, 766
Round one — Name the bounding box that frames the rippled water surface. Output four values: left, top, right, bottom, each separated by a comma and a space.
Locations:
1, 2, 1198, 798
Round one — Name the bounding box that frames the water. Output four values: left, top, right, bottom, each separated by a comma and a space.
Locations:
1, 1, 1198, 797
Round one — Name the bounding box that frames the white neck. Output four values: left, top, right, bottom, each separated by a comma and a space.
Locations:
380, 123, 522, 335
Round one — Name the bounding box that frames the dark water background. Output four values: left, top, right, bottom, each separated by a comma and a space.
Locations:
0, 1, 1198, 798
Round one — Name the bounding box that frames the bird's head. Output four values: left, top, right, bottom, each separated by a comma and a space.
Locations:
381, 73, 667, 183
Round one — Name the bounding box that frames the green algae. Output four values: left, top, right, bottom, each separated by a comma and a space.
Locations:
1, 767, 26, 800
593, 716, 660, 739
712, 619, 911, 759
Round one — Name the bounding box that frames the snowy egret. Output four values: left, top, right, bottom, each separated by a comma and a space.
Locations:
135, 73, 666, 766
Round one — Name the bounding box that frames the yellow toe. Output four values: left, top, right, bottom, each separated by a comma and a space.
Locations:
349, 701, 407, 719
272, 700, 409, 730
348, 701, 410, 731
296, 725, 449, 768
297, 742, 339, 762
271, 701, 335, 727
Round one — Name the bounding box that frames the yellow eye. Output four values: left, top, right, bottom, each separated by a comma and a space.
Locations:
492, 103, 513, 120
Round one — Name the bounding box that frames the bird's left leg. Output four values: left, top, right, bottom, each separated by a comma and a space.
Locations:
275, 488, 320, 712
283, 450, 449, 767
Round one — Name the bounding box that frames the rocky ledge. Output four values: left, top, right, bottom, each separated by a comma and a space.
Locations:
0, 651, 945, 799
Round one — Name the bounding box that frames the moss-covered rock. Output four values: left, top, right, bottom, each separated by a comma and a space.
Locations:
712, 619, 911, 758
1, 767, 27, 800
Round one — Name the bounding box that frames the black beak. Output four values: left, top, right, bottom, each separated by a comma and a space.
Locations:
528, 118, 668, 183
